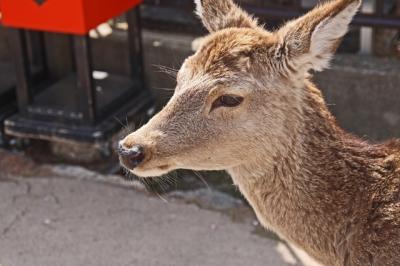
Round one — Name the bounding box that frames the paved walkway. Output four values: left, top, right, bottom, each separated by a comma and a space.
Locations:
0, 173, 298, 266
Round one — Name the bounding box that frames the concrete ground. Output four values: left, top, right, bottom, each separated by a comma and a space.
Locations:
0, 153, 304, 266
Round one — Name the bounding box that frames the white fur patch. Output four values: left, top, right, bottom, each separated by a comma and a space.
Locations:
194, 0, 203, 17
191, 36, 206, 52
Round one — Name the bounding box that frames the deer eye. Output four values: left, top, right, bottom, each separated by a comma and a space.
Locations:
211, 95, 244, 110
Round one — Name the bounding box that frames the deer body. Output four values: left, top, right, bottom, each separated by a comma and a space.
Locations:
119, 0, 400, 264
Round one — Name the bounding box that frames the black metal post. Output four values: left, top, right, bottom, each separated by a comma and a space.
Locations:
26, 31, 48, 78
375, 0, 385, 17
127, 7, 145, 88
8, 29, 32, 112
73, 35, 97, 125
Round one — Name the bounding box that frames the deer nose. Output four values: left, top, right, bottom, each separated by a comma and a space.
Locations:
118, 144, 146, 169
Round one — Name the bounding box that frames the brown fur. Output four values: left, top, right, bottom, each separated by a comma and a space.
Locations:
120, 0, 400, 264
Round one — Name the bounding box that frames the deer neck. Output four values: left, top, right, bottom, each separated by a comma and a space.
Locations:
227, 81, 377, 262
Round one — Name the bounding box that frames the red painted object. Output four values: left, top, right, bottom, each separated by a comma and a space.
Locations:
0, 0, 142, 35
0, 0, 3, 23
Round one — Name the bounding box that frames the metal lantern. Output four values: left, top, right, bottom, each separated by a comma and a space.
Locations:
1, 0, 152, 143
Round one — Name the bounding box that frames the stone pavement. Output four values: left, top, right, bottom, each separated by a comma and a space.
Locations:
0, 169, 301, 266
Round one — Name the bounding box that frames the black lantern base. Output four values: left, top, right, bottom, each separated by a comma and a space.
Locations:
0, 103, 17, 147
5, 90, 152, 143
25, 72, 142, 123
0, 61, 17, 147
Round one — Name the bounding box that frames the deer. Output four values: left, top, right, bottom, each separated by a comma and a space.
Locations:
118, 0, 400, 265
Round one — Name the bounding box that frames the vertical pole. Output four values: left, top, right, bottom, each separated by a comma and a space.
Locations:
35, 31, 48, 77
127, 7, 145, 89
25, 31, 48, 79
73, 35, 97, 125
360, 0, 374, 54
375, 0, 384, 17
8, 29, 32, 113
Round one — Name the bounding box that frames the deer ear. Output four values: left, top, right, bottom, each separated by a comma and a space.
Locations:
194, 0, 258, 32
276, 0, 361, 72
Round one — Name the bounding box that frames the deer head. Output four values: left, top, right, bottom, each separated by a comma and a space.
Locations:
119, 0, 361, 177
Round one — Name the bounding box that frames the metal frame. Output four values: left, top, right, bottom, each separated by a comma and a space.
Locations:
4, 7, 153, 143
73, 35, 97, 125
127, 9, 145, 85
0, 29, 44, 146
141, 0, 400, 32
8, 29, 33, 112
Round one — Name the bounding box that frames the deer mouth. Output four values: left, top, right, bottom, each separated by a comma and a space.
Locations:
129, 162, 175, 178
